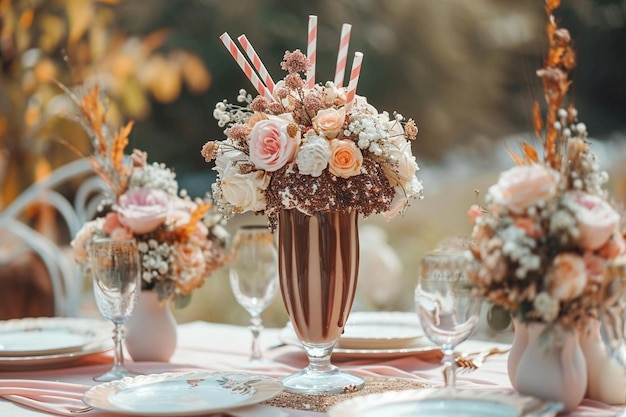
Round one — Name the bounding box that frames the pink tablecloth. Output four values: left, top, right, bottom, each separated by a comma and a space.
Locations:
0, 320, 623, 416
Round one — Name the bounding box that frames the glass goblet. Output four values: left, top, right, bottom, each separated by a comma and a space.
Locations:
229, 225, 279, 363
415, 249, 482, 388
89, 238, 141, 382
599, 259, 626, 416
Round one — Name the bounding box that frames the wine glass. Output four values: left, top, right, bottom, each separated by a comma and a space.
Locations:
599, 259, 626, 415
89, 238, 141, 381
415, 248, 482, 388
229, 225, 279, 363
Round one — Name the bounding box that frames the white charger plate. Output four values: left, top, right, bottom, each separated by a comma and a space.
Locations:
279, 311, 439, 359
0, 317, 113, 370
338, 311, 425, 349
327, 388, 563, 417
84, 371, 283, 416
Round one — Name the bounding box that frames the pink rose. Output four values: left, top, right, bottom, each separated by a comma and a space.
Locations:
172, 243, 206, 295
328, 139, 363, 178
117, 188, 170, 234
564, 191, 620, 251
488, 164, 559, 213
312, 107, 346, 139
102, 212, 132, 240
547, 253, 587, 301
248, 114, 300, 172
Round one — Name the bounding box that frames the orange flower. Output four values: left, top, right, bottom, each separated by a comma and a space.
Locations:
328, 139, 363, 178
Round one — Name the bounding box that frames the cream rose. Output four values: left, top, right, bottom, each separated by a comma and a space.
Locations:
563, 190, 620, 251
214, 145, 246, 176
248, 114, 300, 172
547, 252, 587, 301
312, 107, 346, 139
383, 177, 423, 220
117, 188, 170, 234
488, 164, 559, 213
220, 166, 269, 213
387, 141, 419, 186
328, 139, 363, 178
295, 134, 331, 177
323, 84, 347, 106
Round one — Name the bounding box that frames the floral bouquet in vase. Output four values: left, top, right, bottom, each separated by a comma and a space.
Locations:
202, 16, 423, 394
467, 1, 624, 411
70, 85, 228, 360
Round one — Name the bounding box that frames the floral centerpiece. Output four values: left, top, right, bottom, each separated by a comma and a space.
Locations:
70, 86, 228, 307
201, 31, 423, 229
467, 2, 625, 410
467, 3, 624, 331
202, 18, 423, 394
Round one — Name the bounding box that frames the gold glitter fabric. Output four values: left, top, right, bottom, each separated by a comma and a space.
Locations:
262, 377, 430, 412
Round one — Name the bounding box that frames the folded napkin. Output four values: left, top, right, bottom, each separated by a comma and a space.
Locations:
0, 379, 288, 417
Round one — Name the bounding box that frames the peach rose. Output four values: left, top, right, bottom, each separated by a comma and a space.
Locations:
563, 191, 620, 251
312, 107, 346, 139
248, 114, 300, 172
598, 233, 626, 259
547, 253, 587, 301
584, 252, 606, 283
514, 217, 543, 238
328, 139, 363, 178
172, 242, 206, 295
488, 164, 559, 213
117, 188, 170, 234
102, 212, 132, 240
71, 221, 97, 264
467, 204, 483, 224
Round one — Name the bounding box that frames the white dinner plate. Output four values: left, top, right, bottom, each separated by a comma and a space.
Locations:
0, 317, 113, 370
327, 388, 563, 417
279, 311, 439, 359
338, 311, 425, 349
84, 371, 283, 416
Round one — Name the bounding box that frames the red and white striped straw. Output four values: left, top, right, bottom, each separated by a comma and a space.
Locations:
237, 34, 275, 94
345, 52, 363, 112
306, 15, 317, 88
334, 23, 352, 88
219, 32, 272, 100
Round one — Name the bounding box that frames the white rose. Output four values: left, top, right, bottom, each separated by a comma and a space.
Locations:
387, 140, 419, 186
214, 144, 246, 176
220, 165, 269, 213
383, 176, 423, 220
352, 95, 378, 115
296, 135, 331, 177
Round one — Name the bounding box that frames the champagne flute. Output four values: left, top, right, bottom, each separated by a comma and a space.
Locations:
89, 238, 141, 381
415, 248, 482, 388
229, 226, 278, 362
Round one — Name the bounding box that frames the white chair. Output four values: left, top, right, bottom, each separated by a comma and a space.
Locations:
0, 158, 109, 317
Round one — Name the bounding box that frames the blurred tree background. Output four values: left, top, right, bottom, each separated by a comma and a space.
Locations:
2, 0, 626, 325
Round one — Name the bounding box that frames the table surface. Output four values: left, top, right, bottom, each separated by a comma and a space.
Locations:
0, 320, 623, 417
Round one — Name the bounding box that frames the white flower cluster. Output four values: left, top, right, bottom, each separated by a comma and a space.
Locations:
499, 225, 541, 278
213, 90, 254, 129
137, 239, 174, 282
129, 162, 178, 196
347, 112, 389, 156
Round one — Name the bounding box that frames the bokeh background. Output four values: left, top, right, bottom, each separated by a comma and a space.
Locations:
2, 0, 626, 327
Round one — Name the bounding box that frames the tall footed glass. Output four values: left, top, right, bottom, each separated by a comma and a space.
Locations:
277, 209, 364, 394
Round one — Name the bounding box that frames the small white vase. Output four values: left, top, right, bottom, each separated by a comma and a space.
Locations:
580, 319, 626, 405
513, 322, 587, 412
125, 291, 177, 362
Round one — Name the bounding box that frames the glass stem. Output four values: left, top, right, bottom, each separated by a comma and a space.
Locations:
249, 315, 263, 361
442, 347, 456, 388
112, 323, 125, 370
303, 343, 335, 373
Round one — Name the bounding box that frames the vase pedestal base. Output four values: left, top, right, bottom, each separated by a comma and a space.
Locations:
281, 365, 365, 395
